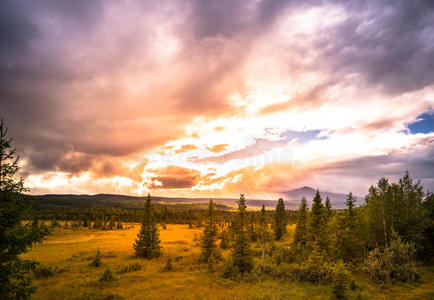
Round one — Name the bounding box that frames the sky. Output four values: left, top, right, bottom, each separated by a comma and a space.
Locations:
1, 0, 434, 200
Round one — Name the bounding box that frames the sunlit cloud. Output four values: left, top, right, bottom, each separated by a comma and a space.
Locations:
1, 0, 434, 198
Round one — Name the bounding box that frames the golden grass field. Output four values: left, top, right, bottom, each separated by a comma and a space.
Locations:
24, 223, 434, 300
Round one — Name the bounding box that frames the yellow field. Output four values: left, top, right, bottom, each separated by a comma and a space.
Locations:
24, 224, 434, 300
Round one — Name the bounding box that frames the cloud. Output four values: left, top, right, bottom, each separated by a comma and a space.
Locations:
148, 165, 201, 189
1, 0, 434, 196
174, 144, 199, 154
206, 144, 229, 153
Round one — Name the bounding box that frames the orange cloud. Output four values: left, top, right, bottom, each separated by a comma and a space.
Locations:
174, 144, 199, 154
206, 143, 229, 153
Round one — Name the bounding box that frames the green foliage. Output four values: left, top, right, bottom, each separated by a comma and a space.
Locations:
366, 172, 426, 250
364, 231, 419, 283
291, 197, 309, 257
99, 268, 116, 282
274, 198, 287, 240
200, 200, 221, 264
231, 194, 253, 274
310, 190, 328, 251
133, 194, 161, 258
331, 262, 350, 299
90, 249, 102, 267
220, 230, 229, 249
0, 119, 50, 299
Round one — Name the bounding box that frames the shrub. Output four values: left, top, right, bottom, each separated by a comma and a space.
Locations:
364, 231, 419, 283
33, 264, 56, 279
116, 263, 142, 274
221, 258, 238, 279
331, 262, 350, 299
99, 268, 116, 282
161, 257, 173, 272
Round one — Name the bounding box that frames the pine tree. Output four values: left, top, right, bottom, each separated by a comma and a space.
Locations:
133, 194, 161, 258
0, 119, 50, 299
292, 197, 309, 254
259, 205, 267, 261
325, 196, 332, 218
232, 194, 253, 273
274, 198, 287, 240
200, 199, 221, 264
220, 230, 229, 249
345, 192, 356, 227
310, 190, 328, 251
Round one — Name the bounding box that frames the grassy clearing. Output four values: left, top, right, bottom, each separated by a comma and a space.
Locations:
24, 224, 434, 300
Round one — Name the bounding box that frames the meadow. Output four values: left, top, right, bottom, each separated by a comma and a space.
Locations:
24, 223, 434, 300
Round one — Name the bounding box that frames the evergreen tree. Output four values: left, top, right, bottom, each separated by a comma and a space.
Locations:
274, 198, 287, 240
325, 196, 332, 218
220, 230, 229, 249
232, 194, 253, 273
292, 197, 309, 253
259, 205, 267, 261
0, 119, 49, 299
345, 192, 356, 227
133, 194, 161, 258
309, 190, 328, 252
199, 200, 221, 264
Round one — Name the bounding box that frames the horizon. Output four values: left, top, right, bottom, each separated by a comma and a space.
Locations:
1, 0, 434, 199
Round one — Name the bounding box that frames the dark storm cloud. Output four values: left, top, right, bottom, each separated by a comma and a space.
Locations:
316, 137, 434, 192
319, 0, 434, 95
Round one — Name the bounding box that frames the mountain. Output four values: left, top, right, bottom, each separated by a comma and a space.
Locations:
29, 186, 361, 210
281, 186, 362, 208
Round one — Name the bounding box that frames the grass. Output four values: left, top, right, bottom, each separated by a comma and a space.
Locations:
24, 223, 434, 299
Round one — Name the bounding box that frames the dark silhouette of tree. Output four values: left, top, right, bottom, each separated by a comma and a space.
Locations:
325, 196, 332, 218
133, 194, 161, 258
259, 205, 267, 261
200, 199, 221, 264
232, 194, 253, 273
274, 198, 287, 240
0, 119, 49, 299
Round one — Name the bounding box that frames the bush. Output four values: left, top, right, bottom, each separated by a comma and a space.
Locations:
116, 262, 142, 274
161, 257, 173, 272
331, 262, 350, 299
99, 268, 116, 282
221, 258, 238, 279
33, 264, 56, 279
364, 231, 419, 283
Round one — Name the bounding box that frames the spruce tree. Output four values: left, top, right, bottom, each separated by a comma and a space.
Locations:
325, 196, 332, 218
200, 199, 221, 264
292, 197, 309, 253
232, 194, 253, 273
274, 198, 287, 240
310, 190, 328, 251
259, 205, 267, 261
0, 119, 49, 299
133, 194, 161, 258
345, 192, 356, 227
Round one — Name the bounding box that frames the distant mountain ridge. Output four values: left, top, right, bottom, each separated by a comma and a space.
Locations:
281, 186, 363, 208
33, 186, 360, 209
